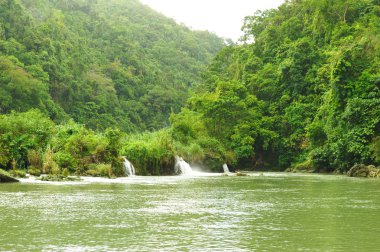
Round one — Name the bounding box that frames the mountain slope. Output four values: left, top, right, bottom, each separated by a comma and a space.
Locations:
172, 0, 380, 171
0, 0, 225, 131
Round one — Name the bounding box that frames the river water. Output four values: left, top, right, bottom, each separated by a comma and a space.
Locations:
0, 173, 379, 251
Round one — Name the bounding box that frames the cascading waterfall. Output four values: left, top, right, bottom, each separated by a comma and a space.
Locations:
122, 157, 136, 176
223, 163, 230, 173
174, 156, 193, 175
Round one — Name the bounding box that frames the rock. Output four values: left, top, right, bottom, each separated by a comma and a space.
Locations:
291, 160, 315, 173
39, 175, 82, 182
236, 171, 248, 176
0, 169, 19, 183
347, 164, 380, 178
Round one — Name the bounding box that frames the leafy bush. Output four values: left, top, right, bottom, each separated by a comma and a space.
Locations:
292, 160, 315, 173
122, 129, 175, 175
54, 151, 76, 172
28, 166, 41, 176
0, 110, 54, 169
61, 168, 69, 177
0, 169, 19, 182
86, 164, 112, 177
370, 136, 380, 165
27, 150, 42, 169
10, 169, 26, 178
42, 147, 59, 175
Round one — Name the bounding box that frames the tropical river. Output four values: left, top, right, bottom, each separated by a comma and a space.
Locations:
0, 173, 379, 251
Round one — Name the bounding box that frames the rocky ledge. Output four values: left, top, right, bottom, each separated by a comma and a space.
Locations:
347, 164, 380, 178
0, 169, 20, 183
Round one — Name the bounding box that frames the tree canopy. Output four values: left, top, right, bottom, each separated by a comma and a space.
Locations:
0, 0, 225, 131
1, 0, 379, 174
176, 0, 380, 171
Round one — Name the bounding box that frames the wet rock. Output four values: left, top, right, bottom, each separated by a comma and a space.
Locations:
0, 169, 19, 183
347, 164, 380, 178
236, 171, 248, 176
39, 175, 82, 182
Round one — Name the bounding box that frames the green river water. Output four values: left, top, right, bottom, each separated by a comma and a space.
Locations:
0, 173, 379, 251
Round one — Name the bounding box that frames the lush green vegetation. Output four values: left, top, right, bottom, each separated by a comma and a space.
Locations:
0, 0, 224, 131
0, 0, 224, 175
176, 0, 380, 172
0, 0, 379, 176
0, 110, 123, 176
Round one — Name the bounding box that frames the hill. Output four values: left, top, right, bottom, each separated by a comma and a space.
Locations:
0, 0, 225, 131
171, 0, 380, 172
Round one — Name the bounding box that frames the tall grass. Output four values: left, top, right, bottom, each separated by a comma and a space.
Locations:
122, 129, 175, 175
122, 128, 229, 174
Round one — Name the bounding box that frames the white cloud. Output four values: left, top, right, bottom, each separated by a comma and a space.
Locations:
139, 0, 285, 40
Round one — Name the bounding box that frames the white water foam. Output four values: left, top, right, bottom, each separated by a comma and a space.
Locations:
223, 163, 230, 173
174, 156, 193, 175
122, 157, 136, 176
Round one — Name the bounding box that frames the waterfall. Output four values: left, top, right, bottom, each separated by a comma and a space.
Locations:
122, 157, 135, 176
223, 163, 230, 173
174, 156, 193, 175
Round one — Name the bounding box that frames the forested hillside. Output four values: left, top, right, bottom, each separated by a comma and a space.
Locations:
172, 0, 380, 172
0, 0, 224, 131
1, 0, 379, 176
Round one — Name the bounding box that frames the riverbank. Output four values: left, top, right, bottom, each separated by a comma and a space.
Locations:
17, 171, 227, 185
14, 171, 368, 186
0, 169, 19, 183
4, 169, 380, 186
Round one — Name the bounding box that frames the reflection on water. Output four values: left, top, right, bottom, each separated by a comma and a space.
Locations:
1, 173, 380, 251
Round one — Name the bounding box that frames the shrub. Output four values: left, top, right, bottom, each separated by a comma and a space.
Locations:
292, 159, 315, 173
112, 158, 125, 177
0, 169, 19, 182
10, 169, 26, 178
43, 147, 59, 175
61, 168, 69, 177
27, 150, 42, 169
54, 152, 76, 172
86, 164, 111, 177
370, 136, 380, 165
28, 166, 41, 176
122, 129, 175, 175
0, 110, 54, 168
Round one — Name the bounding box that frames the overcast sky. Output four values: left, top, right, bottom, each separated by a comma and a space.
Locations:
139, 0, 285, 41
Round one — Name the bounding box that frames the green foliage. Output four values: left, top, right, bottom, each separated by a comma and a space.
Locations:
10, 169, 26, 178
61, 168, 69, 178
0, 168, 19, 182
122, 129, 175, 175
0, 110, 54, 169
370, 136, 380, 163
291, 159, 315, 173
86, 164, 112, 178
43, 146, 59, 175
49, 121, 126, 176
1, 0, 379, 174
104, 129, 125, 176
0, 0, 224, 131
54, 151, 75, 172
170, 108, 228, 170
27, 149, 43, 170
174, 0, 380, 172
28, 167, 41, 176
